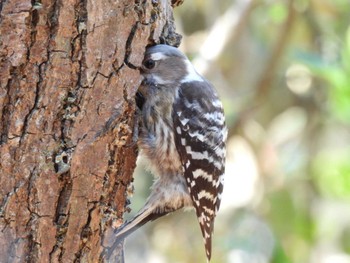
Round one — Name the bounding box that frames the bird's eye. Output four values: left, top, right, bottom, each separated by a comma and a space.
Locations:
143, 59, 156, 69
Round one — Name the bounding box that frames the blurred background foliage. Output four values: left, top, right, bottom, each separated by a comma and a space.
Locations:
125, 0, 350, 262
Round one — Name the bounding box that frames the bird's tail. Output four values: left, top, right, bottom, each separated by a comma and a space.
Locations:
114, 204, 168, 242
106, 204, 169, 259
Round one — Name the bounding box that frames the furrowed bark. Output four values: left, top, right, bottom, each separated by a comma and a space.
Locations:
0, 0, 181, 262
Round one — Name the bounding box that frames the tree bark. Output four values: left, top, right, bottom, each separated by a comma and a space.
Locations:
0, 0, 181, 262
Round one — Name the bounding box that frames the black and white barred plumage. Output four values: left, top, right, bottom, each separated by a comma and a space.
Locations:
115, 45, 227, 261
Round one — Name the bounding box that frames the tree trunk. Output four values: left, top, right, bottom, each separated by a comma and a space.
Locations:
0, 0, 181, 262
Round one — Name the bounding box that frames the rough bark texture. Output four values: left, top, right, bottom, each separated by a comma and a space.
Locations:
0, 0, 181, 262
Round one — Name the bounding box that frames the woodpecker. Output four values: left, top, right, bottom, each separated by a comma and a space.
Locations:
115, 44, 227, 261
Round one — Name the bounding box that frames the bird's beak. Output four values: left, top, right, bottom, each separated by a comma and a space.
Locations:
135, 89, 145, 110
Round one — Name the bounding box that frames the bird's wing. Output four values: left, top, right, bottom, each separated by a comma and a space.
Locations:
172, 81, 227, 260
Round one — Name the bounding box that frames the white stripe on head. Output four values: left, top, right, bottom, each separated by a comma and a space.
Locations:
181, 59, 203, 83
150, 52, 168, 61
144, 74, 170, 85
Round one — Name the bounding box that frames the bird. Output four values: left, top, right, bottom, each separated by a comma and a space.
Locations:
114, 44, 227, 261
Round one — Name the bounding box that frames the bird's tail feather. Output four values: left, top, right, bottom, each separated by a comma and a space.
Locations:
106, 204, 169, 259
114, 204, 169, 242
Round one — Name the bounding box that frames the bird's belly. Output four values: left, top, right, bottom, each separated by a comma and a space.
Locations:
139, 126, 182, 177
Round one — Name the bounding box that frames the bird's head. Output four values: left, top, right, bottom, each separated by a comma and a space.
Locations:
136, 45, 203, 110
140, 44, 201, 86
